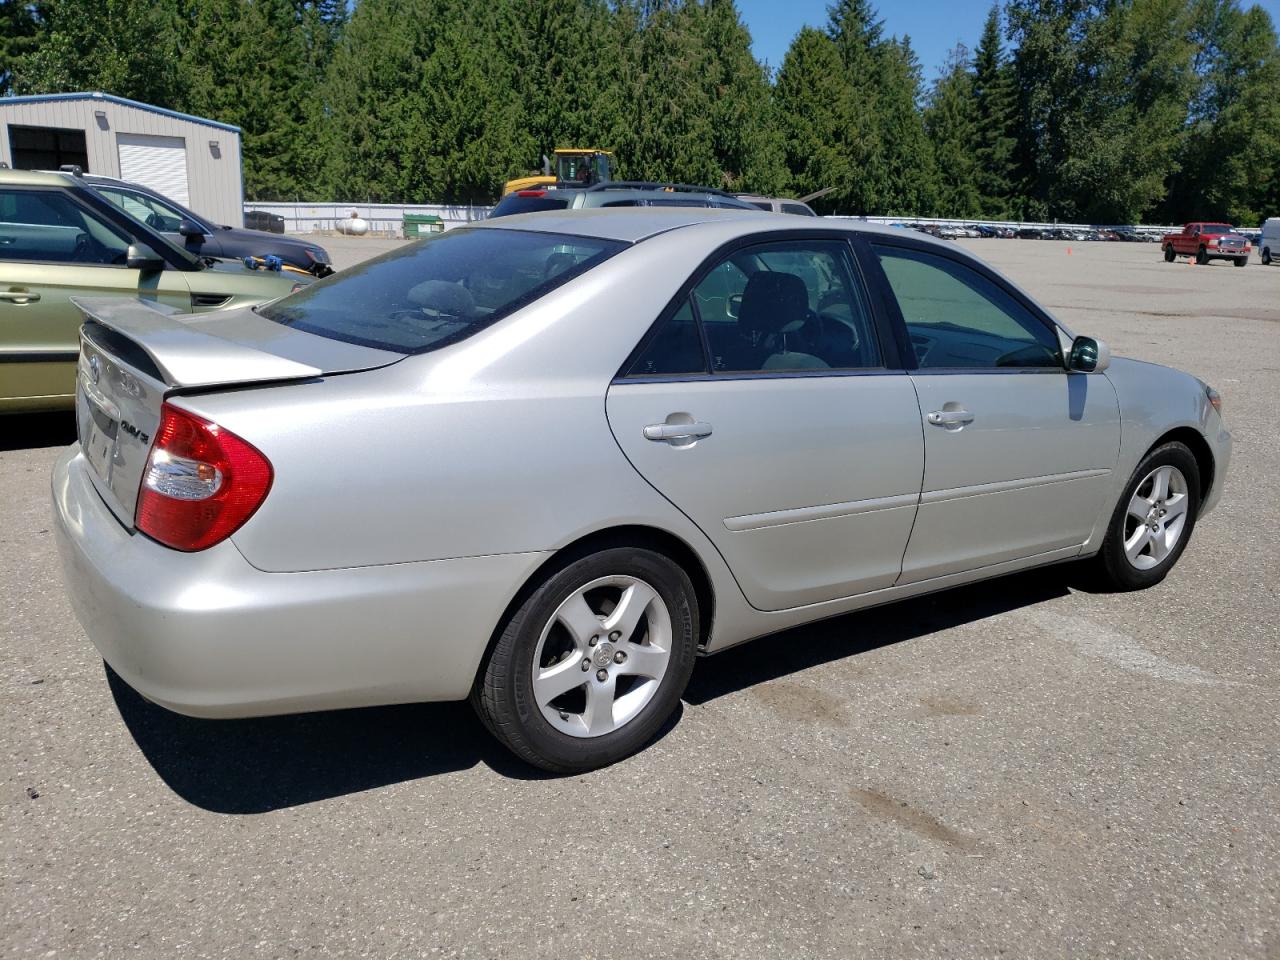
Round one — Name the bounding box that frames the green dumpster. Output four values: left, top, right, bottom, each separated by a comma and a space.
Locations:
402, 213, 445, 238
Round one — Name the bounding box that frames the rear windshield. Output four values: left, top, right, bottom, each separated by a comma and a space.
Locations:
489, 193, 571, 218
260, 228, 625, 354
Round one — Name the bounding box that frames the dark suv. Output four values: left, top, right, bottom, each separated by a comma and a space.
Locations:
489, 182, 760, 219
75, 173, 332, 276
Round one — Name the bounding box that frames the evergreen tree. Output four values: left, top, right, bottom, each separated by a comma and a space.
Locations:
774, 27, 862, 214
1, 1, 48, 97
1162, 0, 1280, 223
700, 0, 788, 193
1062, 0, 1194, 222
971, 5, 1018, 218
13, 0, 183, 105
177, 0, 324, 201
877, 35, 939, 215
925, 45, 982, 218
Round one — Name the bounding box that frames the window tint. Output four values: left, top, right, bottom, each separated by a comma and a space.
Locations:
261, 227, 625, 354
781, 203, 815, 217
488, 194, 570, 218
873, 245, 1062, 369
692, 241, 881, 373
0, 188, 132, 264
626, 300, 706, 376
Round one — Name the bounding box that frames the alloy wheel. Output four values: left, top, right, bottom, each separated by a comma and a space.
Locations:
1122, 464, 1190, 570
531, 575, 672, 738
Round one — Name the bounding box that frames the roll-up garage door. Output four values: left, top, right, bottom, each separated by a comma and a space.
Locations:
116, 134, 190, 206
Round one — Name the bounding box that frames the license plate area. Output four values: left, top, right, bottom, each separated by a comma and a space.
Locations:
79, 386, 119, 484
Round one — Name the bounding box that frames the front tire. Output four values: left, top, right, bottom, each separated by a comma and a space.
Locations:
1163, 245, 1175, 262
472, 547, 699, 773
1093, 442, 1200, 591
1195, 247, 1208, 265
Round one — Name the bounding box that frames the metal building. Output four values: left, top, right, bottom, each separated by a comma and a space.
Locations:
0, 91, 244, 227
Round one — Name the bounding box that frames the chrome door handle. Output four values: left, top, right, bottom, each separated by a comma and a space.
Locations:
643, 421, 713, 442
0, 290, 40, 303
927, 409, 974, 426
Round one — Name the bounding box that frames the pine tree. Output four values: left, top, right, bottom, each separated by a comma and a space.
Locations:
877, 35, 939, 215
774, 27, 862, 214
925, 45, 982, 219
971, 5, 1018, 218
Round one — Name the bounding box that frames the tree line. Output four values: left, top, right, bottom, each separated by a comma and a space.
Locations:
2, 0, 1278, 224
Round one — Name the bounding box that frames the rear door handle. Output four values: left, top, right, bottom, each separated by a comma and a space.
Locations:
927, 409, 974, 426
0, 289, 40, 303
643, 421, 713, 443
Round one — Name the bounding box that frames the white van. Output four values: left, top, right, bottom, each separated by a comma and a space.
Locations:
1260, 218, 1279, 265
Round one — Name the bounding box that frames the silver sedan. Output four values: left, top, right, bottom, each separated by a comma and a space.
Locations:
52, 209, 1231, 772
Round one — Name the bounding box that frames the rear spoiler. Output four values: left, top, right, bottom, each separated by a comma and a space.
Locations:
72, 297, 322, 389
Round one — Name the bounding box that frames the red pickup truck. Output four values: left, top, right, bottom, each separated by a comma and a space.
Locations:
1162, 222, 1251, 266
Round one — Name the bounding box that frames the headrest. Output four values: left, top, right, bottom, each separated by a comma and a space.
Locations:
738, 271, 809, 342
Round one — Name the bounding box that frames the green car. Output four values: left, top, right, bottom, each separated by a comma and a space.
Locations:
0, 168, 309, 414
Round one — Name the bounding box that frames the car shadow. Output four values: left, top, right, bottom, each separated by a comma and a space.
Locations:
108, 565, 1079, 813
107, 664, 683, 814
1, 412, 76, 452
684, 566, 1074, 705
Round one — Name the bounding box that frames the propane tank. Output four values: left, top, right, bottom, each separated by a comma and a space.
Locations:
337, 209, 369, 236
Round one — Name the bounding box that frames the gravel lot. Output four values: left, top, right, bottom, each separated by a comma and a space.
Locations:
3, 236, 1277, 959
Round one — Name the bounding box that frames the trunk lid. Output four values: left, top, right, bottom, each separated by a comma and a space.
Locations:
72, 297, 402, 528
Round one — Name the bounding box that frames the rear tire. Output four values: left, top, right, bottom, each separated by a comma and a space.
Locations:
472, 547, 699, 773
1163, 245, 1175, 262
1092, 442, 1200, 591
1195, 247, 1208, 265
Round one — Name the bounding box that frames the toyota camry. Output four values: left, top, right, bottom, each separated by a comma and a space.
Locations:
52, 208, 1231, 772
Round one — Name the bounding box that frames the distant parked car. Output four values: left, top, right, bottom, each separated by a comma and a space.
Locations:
1161, 222, 1251, 266
1258, 218, 1278, 265
0, 168, 309, 413
489, 182, 760, 218
245, 210, 286, 234
734, 195, 818, 217
68, 173, 331, 276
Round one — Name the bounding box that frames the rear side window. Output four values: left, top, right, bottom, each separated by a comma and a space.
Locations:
489, 193, 570, 218
781, 203, 815, 217
261, 227, 625, 354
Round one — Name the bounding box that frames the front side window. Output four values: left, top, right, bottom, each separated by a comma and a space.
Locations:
626, 239, 882, 377
0, 188, 132, 264
97, 187, 186, 233
872, 244, 1062, 369
261, 227, 625, 354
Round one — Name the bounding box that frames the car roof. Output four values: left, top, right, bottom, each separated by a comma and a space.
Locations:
471, 206, 949, 246
0, 168, 77, 187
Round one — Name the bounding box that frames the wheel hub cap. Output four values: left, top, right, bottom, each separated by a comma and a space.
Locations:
593, 641, 616, 668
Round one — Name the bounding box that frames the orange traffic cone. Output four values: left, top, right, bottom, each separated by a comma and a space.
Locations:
1067, 247, 1072, 255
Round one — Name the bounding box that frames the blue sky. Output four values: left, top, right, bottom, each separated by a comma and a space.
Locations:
738, 0, 1280, 84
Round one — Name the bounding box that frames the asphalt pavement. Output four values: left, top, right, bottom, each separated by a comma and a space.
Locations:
2, 236, 1277, 959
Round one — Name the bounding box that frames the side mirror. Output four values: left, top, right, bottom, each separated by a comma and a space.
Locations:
126, 243, 165, 272
177, 219, 205, 239
1068, 335, 1110, 373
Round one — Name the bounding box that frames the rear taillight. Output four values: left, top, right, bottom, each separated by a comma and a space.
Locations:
517, 190, 547, 197
135, 403, 273, 551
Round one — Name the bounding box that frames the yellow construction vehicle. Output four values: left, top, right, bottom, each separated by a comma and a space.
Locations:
503, 148, 614, 195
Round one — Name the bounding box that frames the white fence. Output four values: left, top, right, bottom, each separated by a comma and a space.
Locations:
244, 201, 491, 233
247, 201, 1184, 238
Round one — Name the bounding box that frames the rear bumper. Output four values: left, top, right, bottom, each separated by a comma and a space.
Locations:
52, 447, 547, 718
